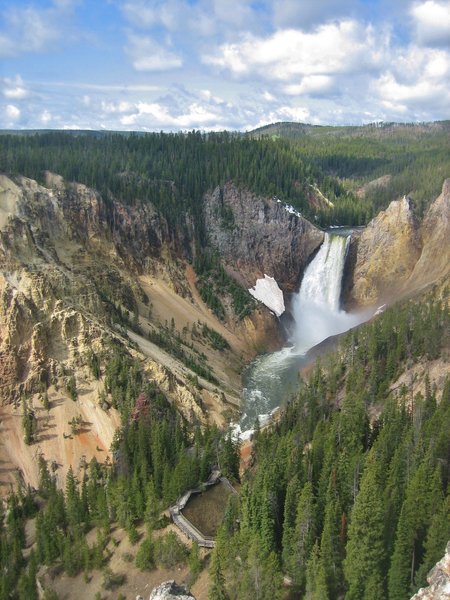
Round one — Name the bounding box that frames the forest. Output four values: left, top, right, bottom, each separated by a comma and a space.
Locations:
2, 125, 448, 234
251, 121, 450, 219
209, 283, 450, 599
0, 339, 240, 600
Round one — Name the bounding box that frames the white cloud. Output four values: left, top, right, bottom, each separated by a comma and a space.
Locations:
2, 75, 29, 99
284, 75, 334, 96
373, 44, 450, 118
117, 100, 225, 129
126, 33, 183, 71
204, 21, 387, 81
271, 0, 358, 29
6, 104, 20, 120
411, 1, 450, 47
122, 0, 181, 30
101, 100, 134, 113
40, 110, 52, 124
0, 1, 77, 58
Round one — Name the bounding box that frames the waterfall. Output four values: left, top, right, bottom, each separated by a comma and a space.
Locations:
291, 232, 359, 353
237, 229, 371, 437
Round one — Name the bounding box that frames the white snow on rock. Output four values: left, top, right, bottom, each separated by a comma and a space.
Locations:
284, 204, 302, 218
272, 196, 302, 217
249, 274, 285, 317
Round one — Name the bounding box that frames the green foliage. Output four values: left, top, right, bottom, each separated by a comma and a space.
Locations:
21, 397, 36, 445
188, 541, 202, 583
218, 432, 240, 482
87, 350, 101, 379
102, 568, 126, 591
252, 121, 450, 222
147, 322, 219, 384
135, 535, 155, 571
200, 322, 230, 351
66, 375, 78, 401
42, 589, 60, 600
153, 531, 188, 568
305, 542, 329, 600
209, 286, 449, 600
344, 451, 385, 600
194, 251, 256, 320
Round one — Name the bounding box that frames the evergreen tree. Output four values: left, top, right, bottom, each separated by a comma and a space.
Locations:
290, 481, 316, 591
344, 450, 385, 600
305, 542, 329, 600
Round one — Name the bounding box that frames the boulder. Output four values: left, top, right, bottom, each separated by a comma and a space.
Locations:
149, 580, 196, 600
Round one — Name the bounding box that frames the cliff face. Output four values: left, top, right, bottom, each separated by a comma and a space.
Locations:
406, 178, 450, 289
346, 179, 450, 307
410, 543, 450, 600
204, 182, 324, 292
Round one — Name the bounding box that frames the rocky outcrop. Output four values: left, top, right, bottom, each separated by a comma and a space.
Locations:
149, 580, 196, 600
410, 542, 450, 600
204, 182, 324, 292
1, 173, 173, 272
346, 179, 450, 307
0, 174, 203, 414
406, 179, 450, 289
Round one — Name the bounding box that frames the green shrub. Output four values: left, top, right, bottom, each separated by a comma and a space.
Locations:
135, 536, 155, 571
154, 531, 188, 568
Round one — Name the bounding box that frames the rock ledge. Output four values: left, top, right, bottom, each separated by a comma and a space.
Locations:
149, 580, 196, 600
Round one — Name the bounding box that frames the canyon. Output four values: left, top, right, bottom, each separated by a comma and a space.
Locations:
1, 172, 449, 492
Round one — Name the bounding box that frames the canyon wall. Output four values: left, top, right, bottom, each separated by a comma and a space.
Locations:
346, 179, 450, 307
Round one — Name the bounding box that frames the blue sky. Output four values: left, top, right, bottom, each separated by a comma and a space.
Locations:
1, 0, 450, 130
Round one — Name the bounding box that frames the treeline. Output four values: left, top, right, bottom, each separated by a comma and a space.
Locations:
209, 286, 450, 599
0, 130, 371, 230
0, 345, 240, 599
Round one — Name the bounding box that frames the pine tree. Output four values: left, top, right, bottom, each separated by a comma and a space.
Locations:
281, 474, 300, 572
208, 546, 228, 600
290, 481, 316, 590
388, 459, 441, 600
414, 493, 450, 589
65, 466, 81, 530
305, 542, 329, 600
320, 478, 344, 598
343, 450, 385, 600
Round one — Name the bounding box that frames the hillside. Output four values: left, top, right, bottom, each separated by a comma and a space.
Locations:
210, 279, 450, 600
0, 128, 449, 599
250, 121, 450, 221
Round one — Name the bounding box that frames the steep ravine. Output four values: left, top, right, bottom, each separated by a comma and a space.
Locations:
0, 172, 324, 490
1, 171, 449, 493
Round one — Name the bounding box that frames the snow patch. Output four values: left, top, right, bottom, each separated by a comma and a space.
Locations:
284, 204, 302, 218
249, 274, 285, 317
273, 196, 302, 217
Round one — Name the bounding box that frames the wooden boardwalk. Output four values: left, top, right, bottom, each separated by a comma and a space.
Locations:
169, 470, 237, 548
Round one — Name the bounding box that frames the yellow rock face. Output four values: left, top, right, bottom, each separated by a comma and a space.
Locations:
348, 179, 450, 306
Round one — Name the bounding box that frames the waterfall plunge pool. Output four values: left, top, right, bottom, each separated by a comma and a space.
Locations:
236, 228, 373, 438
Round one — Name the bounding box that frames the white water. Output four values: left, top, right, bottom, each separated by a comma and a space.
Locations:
291, 232, 361, 353
237, 229, 371, 436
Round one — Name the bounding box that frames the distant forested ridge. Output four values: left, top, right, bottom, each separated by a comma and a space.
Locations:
209, 283, 450, 599
251, 120, 450, 219
0, 130, 387, 231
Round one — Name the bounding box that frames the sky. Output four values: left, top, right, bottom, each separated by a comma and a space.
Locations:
1, 0, 450, 131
